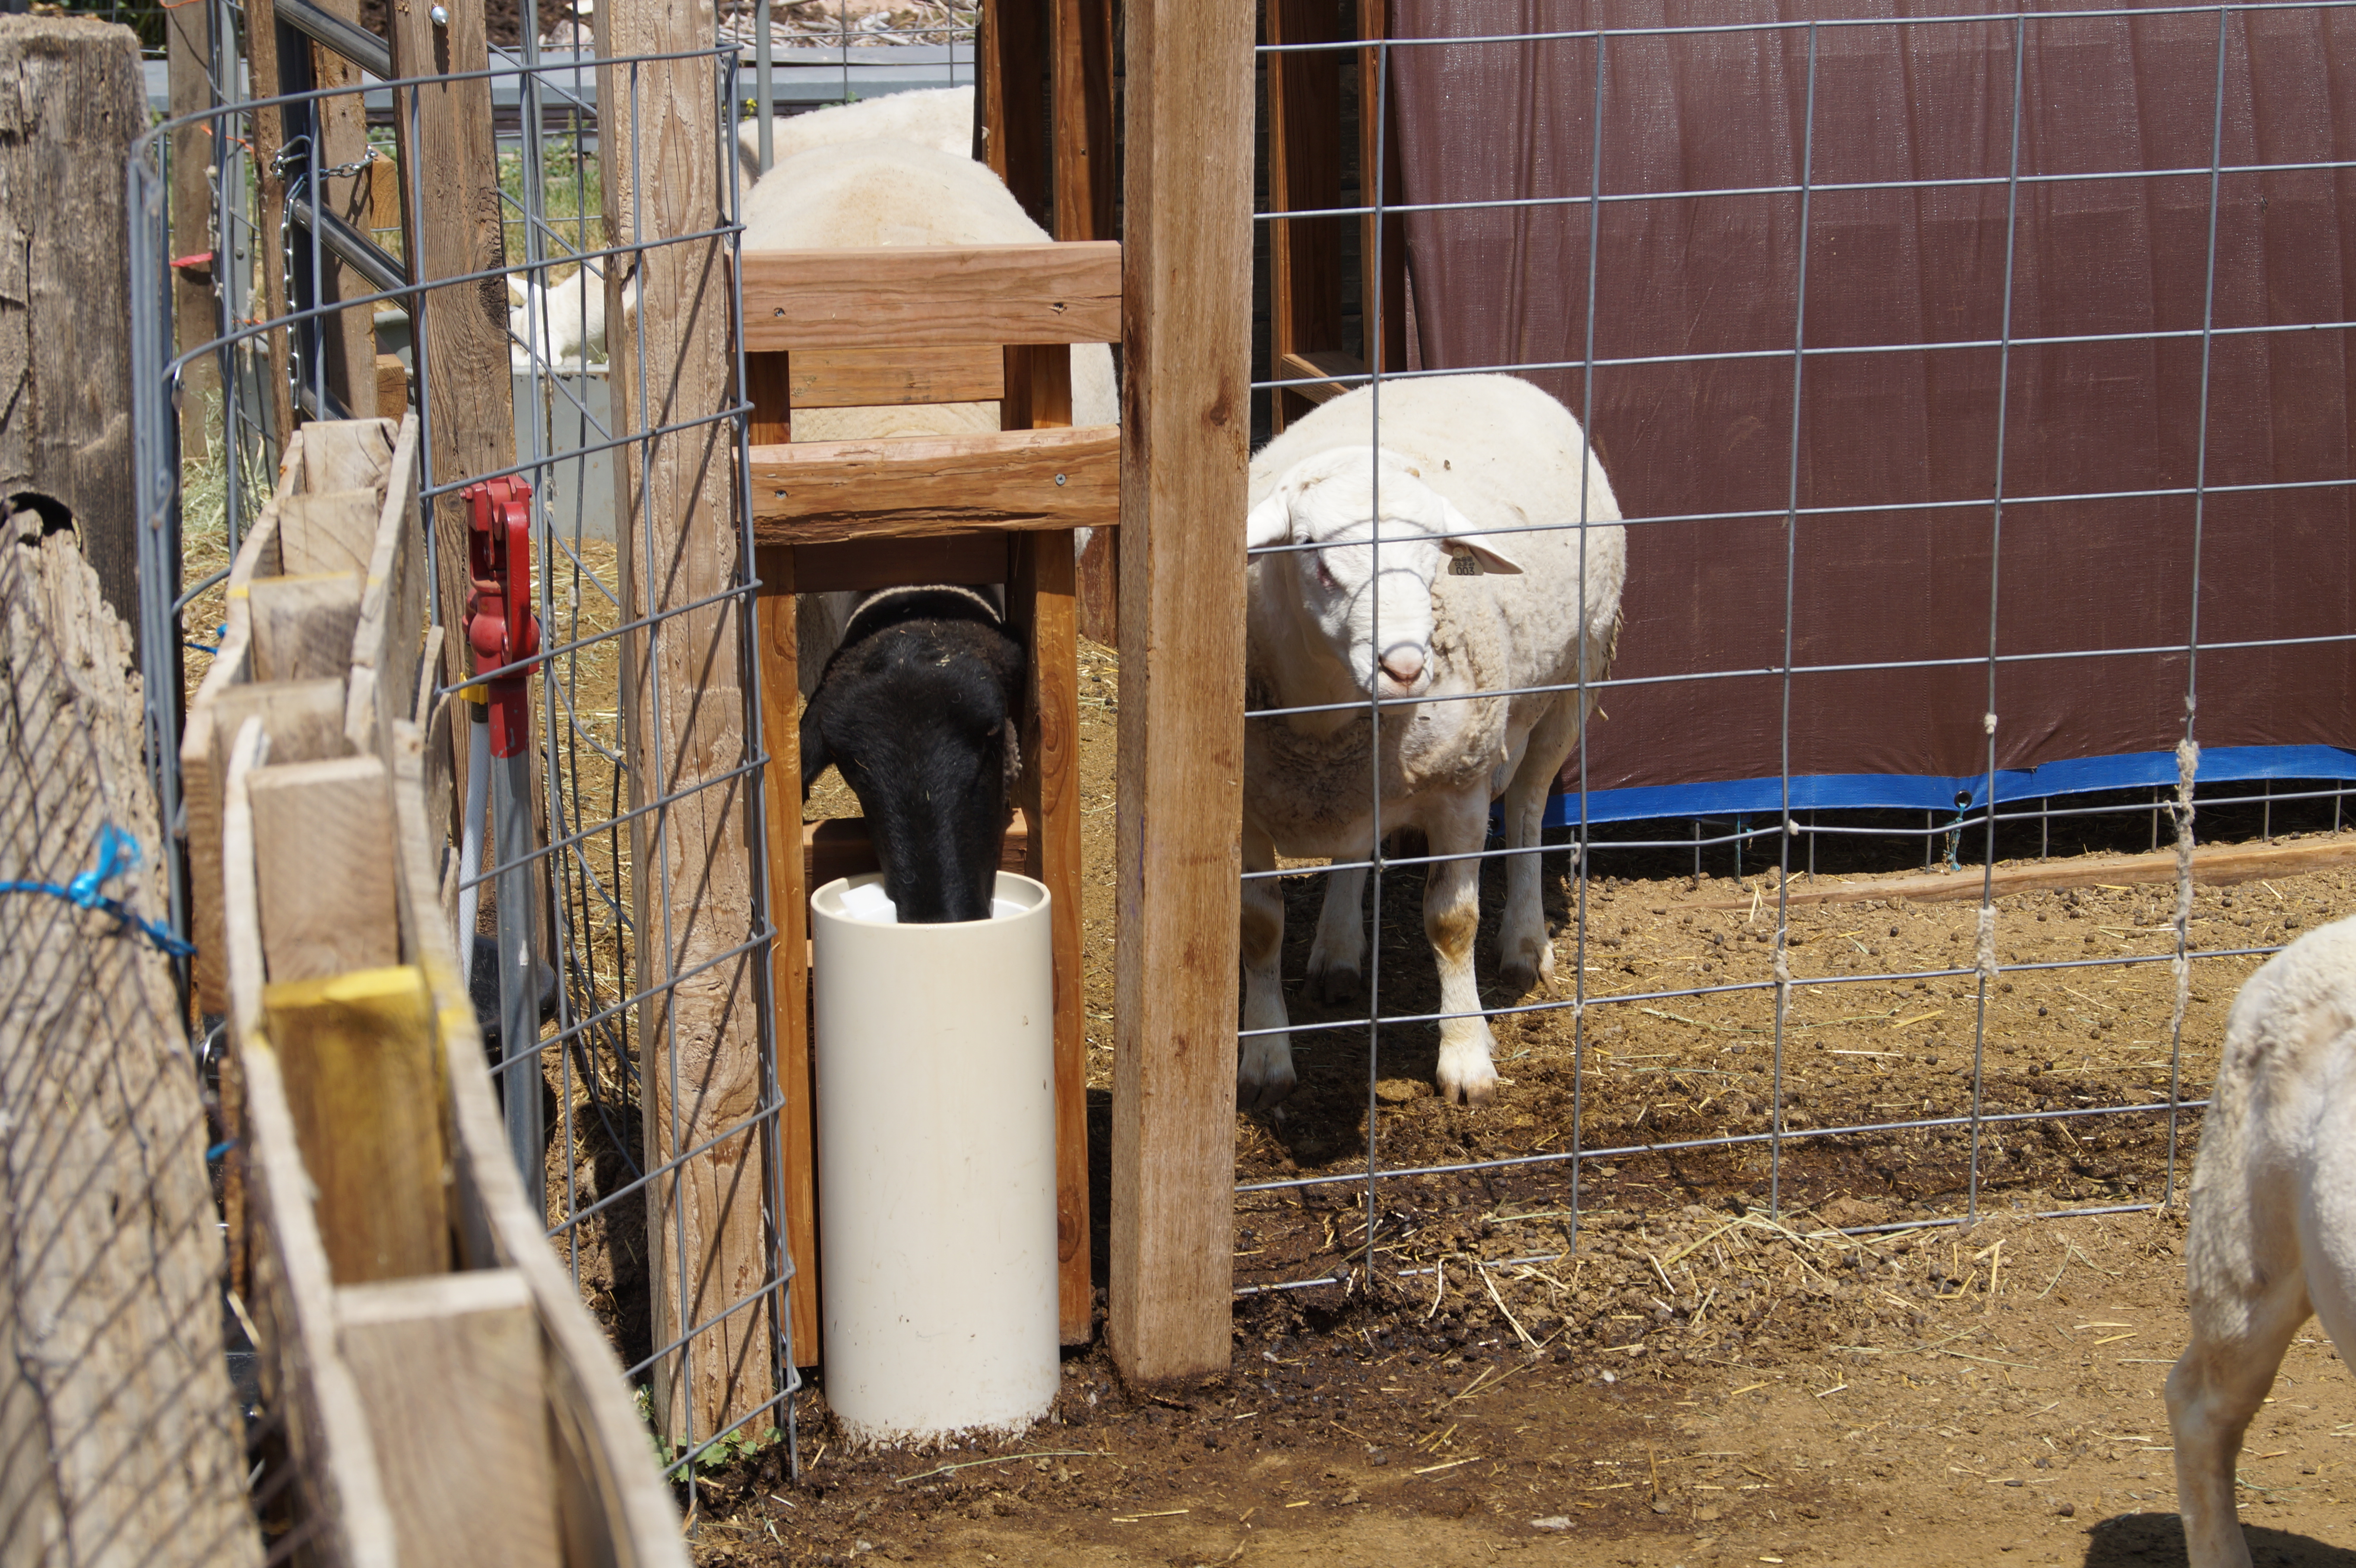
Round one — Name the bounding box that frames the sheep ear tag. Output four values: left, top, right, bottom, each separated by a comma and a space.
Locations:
1448, 551, 1485, 576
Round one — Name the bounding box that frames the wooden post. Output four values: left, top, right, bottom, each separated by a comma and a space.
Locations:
1264, 0, 1349, 433
1357, 0, 1406, 379
1002, 346, 1093, 1345
1054, 0, 1121, 643
166, 0, 218, 465
243, 0, 297, 453
0, 17, 144, 651
307, 0, 380, 419
0, 503, 262, 1568
1110, 0, 1251, 1384
598, 0, 776, 1442
980, 0, 1052, 231
385, 0, 510, 803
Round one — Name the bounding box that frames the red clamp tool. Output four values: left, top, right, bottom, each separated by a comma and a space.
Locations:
462, 475, 541, 759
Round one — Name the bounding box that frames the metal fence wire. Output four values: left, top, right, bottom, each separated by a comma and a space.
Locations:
126, 0, 975, 1521
1235, 0, 2356, 1300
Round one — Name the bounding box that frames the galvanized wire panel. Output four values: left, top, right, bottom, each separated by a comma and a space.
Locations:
1238, 2, 2356, 1301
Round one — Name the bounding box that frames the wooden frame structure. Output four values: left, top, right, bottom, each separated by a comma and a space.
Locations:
193, 416, 684, 1565
1263, 0, 1407, 430
750, 242, 1114, 1360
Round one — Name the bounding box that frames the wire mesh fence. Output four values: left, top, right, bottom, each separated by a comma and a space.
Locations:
1236, 0, 2356, 1303
124, 0, 992, 1524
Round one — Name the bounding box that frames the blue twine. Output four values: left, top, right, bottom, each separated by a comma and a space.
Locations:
0, 823, 196, 958
205, 1139, 238, 1161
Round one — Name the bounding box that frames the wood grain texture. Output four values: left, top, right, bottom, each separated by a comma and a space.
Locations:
788, 532, 1013, 595
383, 719, 691, 1565
244, 0, 296, 450
385, 0, 508, 807
598, 0, 775, 1440
296, 415, 394, 496
755, 561, 820, 1368
225, 719, 402, 1568
1274, 348, 1365, 407
185, 458, 298, 1014
344, 414, 425, 759
337, 1270, 561, 1568
748, 424, 1119, 542
1001, 344, 1092, 1345
167, 0, 217, 465
262, 966, 453, 1284
306, 0, 379, 419
1051, 0, 1118, 243
249, 754, 401, 982
788, 345, 1006, 410
738, 243, 1122, 351
1110, 0, 1253, 1385
376, 353, 409, 419
185, 676, 353, 1013
0, 509, 261, 1568
0, 19, 145, 650
279, 487, 382, 577
249, 571, 364, 683
978, 0, 1051, 229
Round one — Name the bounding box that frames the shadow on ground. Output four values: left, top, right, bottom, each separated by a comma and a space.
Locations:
2086, 1512, 2356, 1567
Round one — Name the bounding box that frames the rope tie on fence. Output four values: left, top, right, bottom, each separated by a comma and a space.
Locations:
0, 823, 196, 958
2166, 738, 2201, 1047
1974, 905, 1998, 986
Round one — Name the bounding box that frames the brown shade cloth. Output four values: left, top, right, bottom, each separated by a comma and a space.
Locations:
1381, 0, 2356, 814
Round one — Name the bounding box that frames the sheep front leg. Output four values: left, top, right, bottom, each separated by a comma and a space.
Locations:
2168, 1207, 2311, 1568
1425, 793, 1498, 1108
1305, 839, 1371, 1002
1239, 822, 1298, 1113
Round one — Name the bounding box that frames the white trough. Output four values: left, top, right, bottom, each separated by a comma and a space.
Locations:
809, 871, 1059, 1443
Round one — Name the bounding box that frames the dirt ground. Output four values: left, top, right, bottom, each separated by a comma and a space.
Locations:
700, 635, 2356, 1566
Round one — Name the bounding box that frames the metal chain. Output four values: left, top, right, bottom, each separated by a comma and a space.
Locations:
269, 135, 383, 185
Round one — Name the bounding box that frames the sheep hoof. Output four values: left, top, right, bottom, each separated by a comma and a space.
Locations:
1237, 1067, 1298, 1115
1498, 959, 1542, 997
1308, 961, 1363, 1004
1437, 1050, 1498, 1110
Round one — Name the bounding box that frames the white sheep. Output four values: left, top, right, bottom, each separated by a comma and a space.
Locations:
736, 135, 1118, 686
2167, 913, 2356, 1567
736, 85, 975, 193
1238, 373, 1625, 1111
506, 270, 608, 372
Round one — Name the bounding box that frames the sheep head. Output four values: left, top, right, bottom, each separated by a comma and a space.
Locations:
1246, 446, 1522, 700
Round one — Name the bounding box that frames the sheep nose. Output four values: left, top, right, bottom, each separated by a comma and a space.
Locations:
1380, 650, 1425, 686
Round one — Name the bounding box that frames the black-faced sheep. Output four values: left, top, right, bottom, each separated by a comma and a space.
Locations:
798, 587, 1024, 923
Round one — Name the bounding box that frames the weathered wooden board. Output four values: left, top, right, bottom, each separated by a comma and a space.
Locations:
344, 414, 425, 759
224, 717, 402, 1568
263, 966, 452, 1285
739, 243, 1123, 351
279, 487, 382, 577
248, 754, 400, 982
748, 424, 1120, 542
1111, 0, 1253, 1385
783, 534, 1013, 596
788, 345, 1005, 409
600, 0, 776, 1441
337, 1270, 562, 1568
249, 571, 365, 683
0, 505, 260, 1566
386, 720, 691, 1565
0, 19, 144, 647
